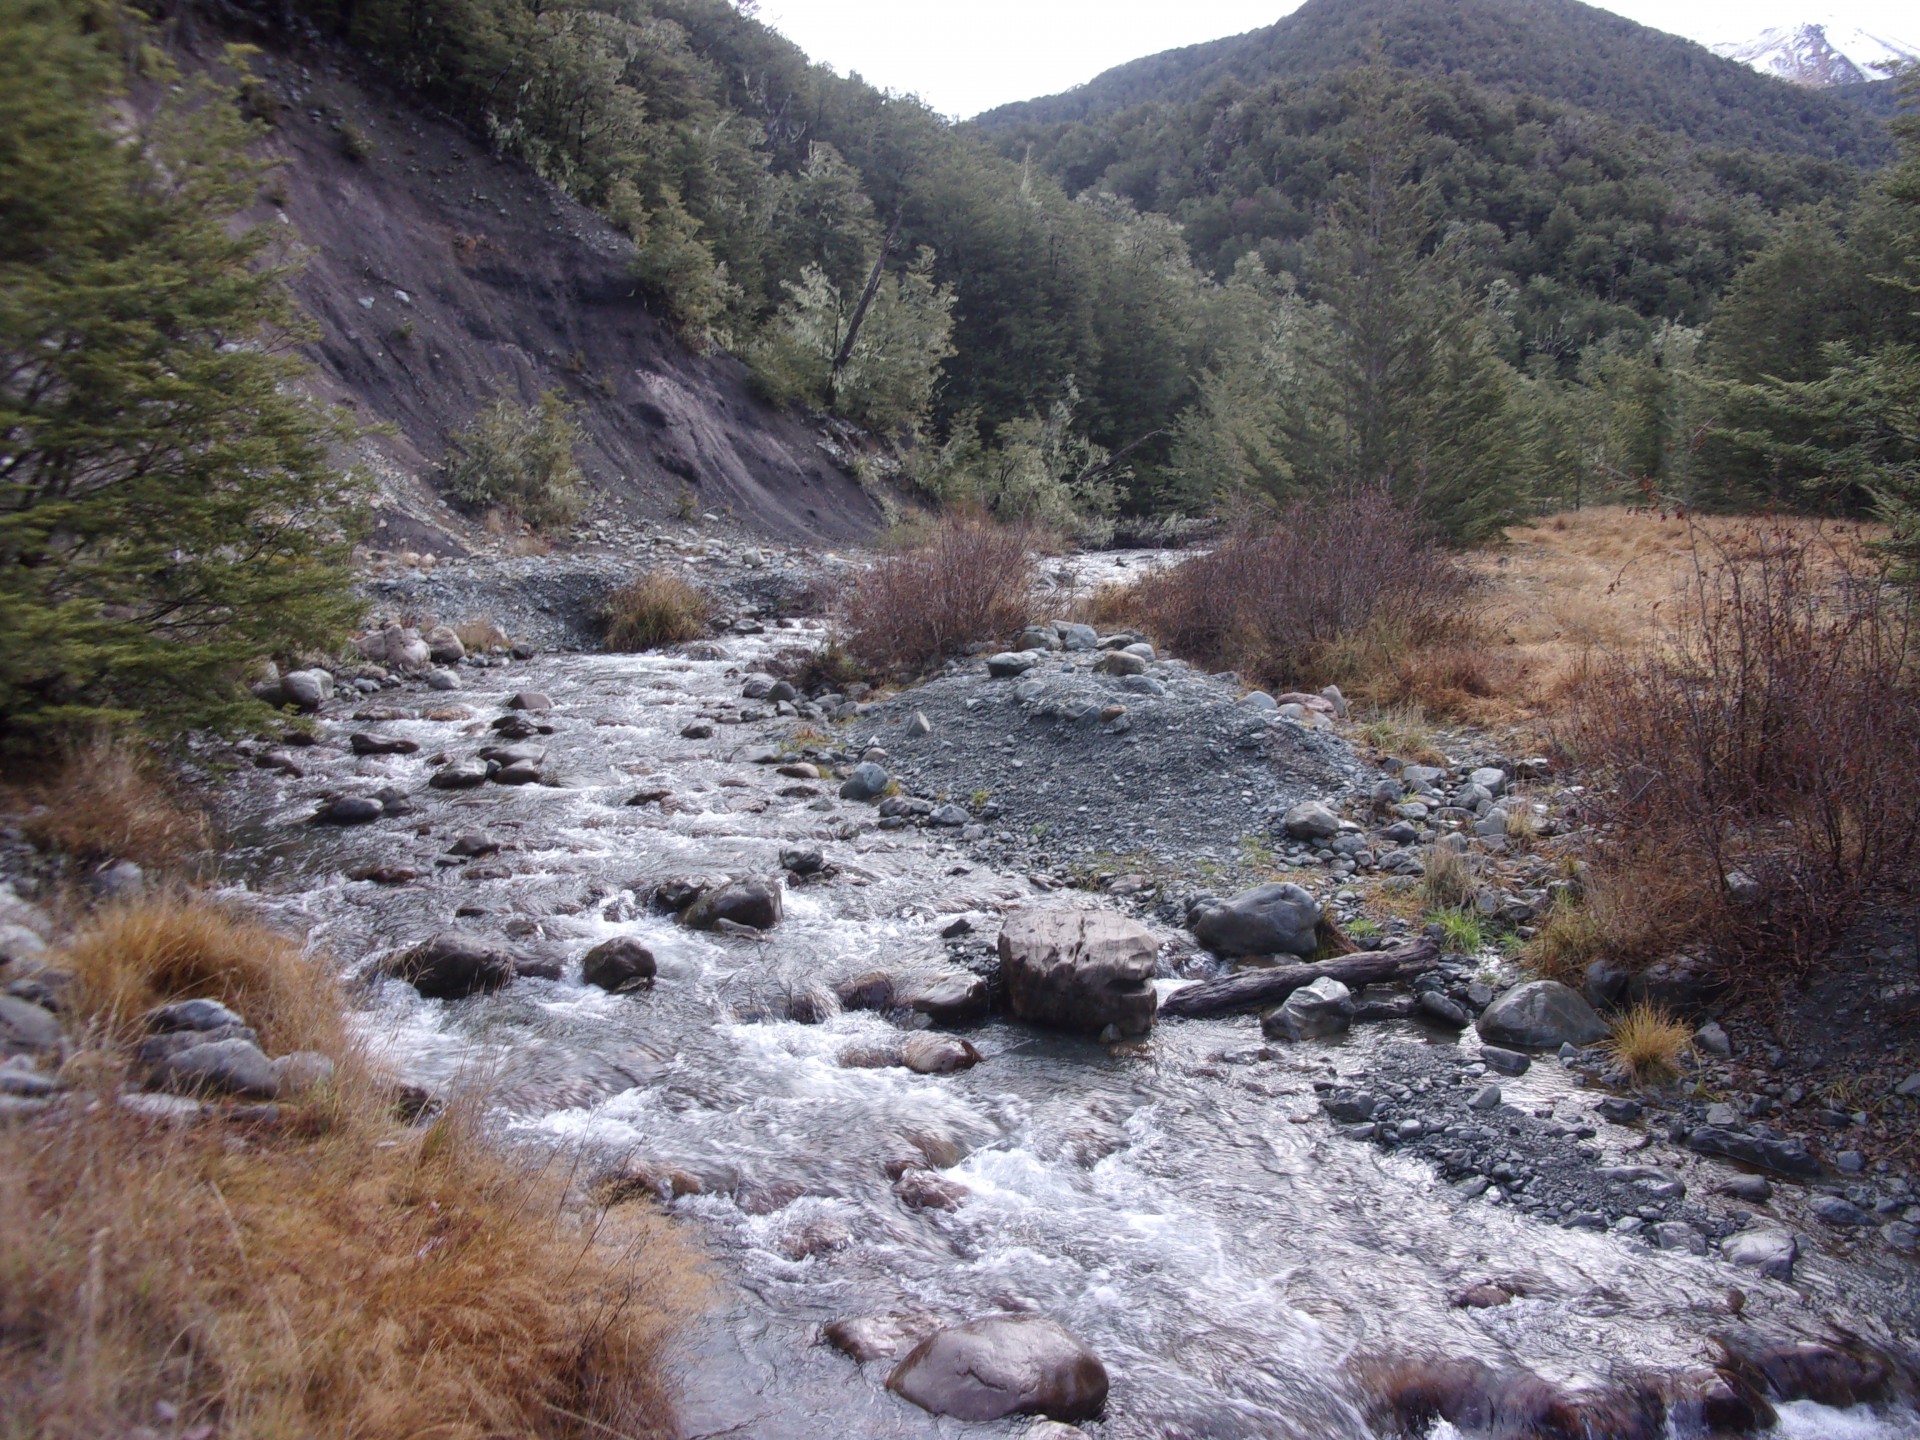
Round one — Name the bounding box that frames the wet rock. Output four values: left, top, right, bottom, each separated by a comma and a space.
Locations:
312, 794, 384, 825
152, 1037, 278, 1099
581, 937, 657, 992
256, 748, 306, 777
1416, 992, 1470, 1028
422, 667, 461, 691
1322, 1088, 1377, 1123
998, 909, 1158, 1038
1717, 1174, 1773, 1203
779, 845, 825, 876
929, 803, 969, 826
429, 758, 490, 789
775, 1217, 852, 1260
507, 691, 553, 712
1650, 1220, 1706, 1254
0, 995, 63, 1057
680, 721, 715, 739
1475, 981, 1607, 1049
839, 762, 890, 801
824, 1313, 942, 1364
384, 934, 517, 999
1722, 1230, 1796, 1279
447, 830, 501, 858
1717, 1334, 1891, 1408
1469, 1084, 1503, 1111
1595, 1097, 1643, 1124
1452, 1282, 1514, 1309
1809, 1194, 1872, 1227
894, 970, 991, 1026
1263, 976, 1354, 1041
900, 1034, 982, 1075
493, 759, 542, 786
1686, 1126, 1820, 1177
1188, 883, 1322, 960
887, 1316, 1109, 1423
683, 877, 783, 932
350, 732, 420, 756
894, 1169, 970, 1210
1479, 1046, 1531, 1076
513, 954, 564, 981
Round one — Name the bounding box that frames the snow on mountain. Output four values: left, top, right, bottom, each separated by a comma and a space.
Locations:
1713, 18, 1919, 88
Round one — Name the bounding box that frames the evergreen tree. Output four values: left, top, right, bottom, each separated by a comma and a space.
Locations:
0, 0, 362, 740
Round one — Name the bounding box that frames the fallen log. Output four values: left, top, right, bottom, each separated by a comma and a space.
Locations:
1160, 939, 1440, 1020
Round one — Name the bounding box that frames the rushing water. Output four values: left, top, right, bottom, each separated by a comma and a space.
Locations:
218, 620, 1918, 1440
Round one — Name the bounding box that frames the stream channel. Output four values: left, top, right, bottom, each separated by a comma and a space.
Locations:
216, 598, 1919, 1440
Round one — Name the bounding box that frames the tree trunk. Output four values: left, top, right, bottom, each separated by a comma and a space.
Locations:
1158, 939, 1440, 1020
829, 208, 903, 400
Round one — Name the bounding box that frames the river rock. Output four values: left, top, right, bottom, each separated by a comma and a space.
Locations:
423, 624, 465, 663
144, 997, 247, 1034
1093, 650, 1146, 677
824, 1313, 941, 1364
581, 937, 657, 992
683, 877, 783, 932
839, 762, 890, 801
893, 970, 991, 1026
900, 1034, 982, 1074
279, 669, 334, 710
1475, 981, 1607, 1049
350, 732, 419, 756
886, 1316, 1109, 1423
152, 1037, 278, 1099
1281, 801, 1341, 841
780, 845, 826, 876
894, 1170, 970, 1210
1686, 1126, 1820, 1177
429, 758, 490, 789
0, 995, 62, 1057
998, 910, 1158, 1038
312, 794, 384, 825
385, 934, 517, 998
1014, 626, 1062, 652
1479, 1045, 1531, 1076
507, 691, 553, 712
1262, 976, 1354, 1041
1723, 1230, 1797, 1279
1188, 883, 1322, 959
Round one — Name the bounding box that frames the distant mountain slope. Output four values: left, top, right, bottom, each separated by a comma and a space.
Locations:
1713, 20, 1918, 89
974, 0, 1889, 163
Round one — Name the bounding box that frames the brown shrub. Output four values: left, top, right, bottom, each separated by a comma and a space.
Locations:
842, 513, 1037, 671
2, 893, 696, 1437
14, 735, 210, 870
604, 569, 714, 651
1124, 488, 1479, 702
1569, 519, 1920, 982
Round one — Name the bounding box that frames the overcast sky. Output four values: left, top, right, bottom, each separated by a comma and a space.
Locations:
754, 1, 1916, 119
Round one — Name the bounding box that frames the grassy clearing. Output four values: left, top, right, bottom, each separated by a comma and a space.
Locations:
1, 894, 697, 1437
604, 569, 715, 651
1605, 1003, 1694, 1085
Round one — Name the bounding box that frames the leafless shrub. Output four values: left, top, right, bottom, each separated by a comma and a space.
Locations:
1570, 519, 1920, 981
842, 513, 1038, 671
1125, 487, 1478, 694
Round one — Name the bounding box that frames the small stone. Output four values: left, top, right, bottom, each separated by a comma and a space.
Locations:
1723, 1230, 1797, 1279
429, 758, 490, 789
1479, 1046, 1530, 1076
1718, 1175, 1773, 1203
270, 1051, 336, 1097
1695, 1021, 1732, 1057
0, 995, 63, 1057
1705, 1102, 1741, 1128
350, 732, 420, 756
1650, 1221, 1706, 1255
422, 667, 461, 691
680, 721, 715, 739
986, 652, 1041, 678
780, 846, 826, 876
839, 762, 890, 802
1809, 1195, 1872, 1227
1835, 1150, 1867, 1174
1469, 1084, 1502, 1111
144, 998, 247, 1034
1263, 977, 1355, 1042
907, 711, 933, 736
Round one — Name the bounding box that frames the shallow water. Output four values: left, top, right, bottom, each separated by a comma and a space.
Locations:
218, 619, 1919, 1439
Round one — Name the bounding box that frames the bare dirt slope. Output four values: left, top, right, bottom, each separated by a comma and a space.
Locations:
223, 26, 882, 552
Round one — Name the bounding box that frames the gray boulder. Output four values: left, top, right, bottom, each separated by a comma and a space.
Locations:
385, 934, 517, 999
987, 652, 1042, 678
1724, 1230, 1797, 1280
1013, 626, 1062, 652
312, 794, 384, 825
429, 758, 490, 790
1262, 976, 1354, 1041
1281, 801, 1340, 841
998, 909, 1158, 1038
582, 937, 657, 992
423, 624, 466, 664
1056, 623, 1098, 651
886, 1316, 1109, 1423
1476, 980, 1607, 1049
152, 1037, 278, 1099
1188, 883, 1322, 959
683, 878, 783, 932
0, 995, 62, 1057
1093, 651, 1146, 677
900, 1034, 982, 1074
279, 669, 334, 710
839, 762, 890, 801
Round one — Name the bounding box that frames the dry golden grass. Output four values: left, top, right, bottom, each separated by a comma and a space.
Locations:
1605, 1002, 1694, 1085
1417, 844, 1478, 913
1, 895, 698, 1438
604, 569, 715, 651
12, 734, 210, 870
1472, 507, 1884, 724
58, 892, 342, 1055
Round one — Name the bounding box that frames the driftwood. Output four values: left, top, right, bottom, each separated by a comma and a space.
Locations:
1159, 938, 1440, 1020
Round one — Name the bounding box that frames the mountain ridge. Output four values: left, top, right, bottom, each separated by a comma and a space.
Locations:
1712, 19, 1918, 89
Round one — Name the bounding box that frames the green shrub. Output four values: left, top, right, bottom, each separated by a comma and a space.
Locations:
438, 391, 586, 532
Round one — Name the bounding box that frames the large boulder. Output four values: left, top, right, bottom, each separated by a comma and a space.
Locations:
1188, 883, 1322, 959
1263, 976, 1354, 1041
581, 937, 657, 992
886, 1316, 1109, 1423
997, 909, 1157, 1038
683, 878, 783, 932
151, 1037, 278, 1099
278, 669, 334, 710
838, 762, 890, 802
423, 624, 466, 664
1475, 980, 1607, 1049
385, 934, 517, 999
1281, 801, 1341, 841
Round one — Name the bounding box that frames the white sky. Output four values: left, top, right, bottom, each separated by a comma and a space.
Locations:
753, 1, 1916, 119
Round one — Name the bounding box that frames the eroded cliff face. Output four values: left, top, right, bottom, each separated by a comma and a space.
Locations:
216, 25, 882, 555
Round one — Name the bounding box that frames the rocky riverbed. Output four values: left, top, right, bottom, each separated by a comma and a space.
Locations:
9, 548, 1916, 1438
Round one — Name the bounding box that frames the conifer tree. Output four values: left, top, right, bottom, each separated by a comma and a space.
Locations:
0, 0, 362, 740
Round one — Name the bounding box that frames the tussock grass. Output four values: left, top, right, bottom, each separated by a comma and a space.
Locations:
1606, 1002, 1693, 1085
58, 892, 341, 1055
604, 569, 714, 651
1, 895, 697, 1437
1357, 707, 1447, 766
1429, 908, 1487, 954
14, 735, 210, 870
1525, 897, 1606, 982
842, 512, 1037, 671
1418, 844, 1478, 913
